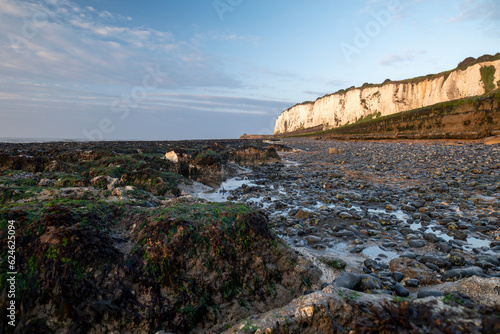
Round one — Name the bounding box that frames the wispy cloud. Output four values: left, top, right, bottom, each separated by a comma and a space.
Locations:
449, 0, 500, 23
378, 49, 427, 67
0, 0, 238, 89
449, 0, 500, 36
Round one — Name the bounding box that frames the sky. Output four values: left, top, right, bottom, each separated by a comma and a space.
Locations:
0, 0, 499, 140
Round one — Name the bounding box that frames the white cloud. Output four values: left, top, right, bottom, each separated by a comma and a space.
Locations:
0, 0, 238, 88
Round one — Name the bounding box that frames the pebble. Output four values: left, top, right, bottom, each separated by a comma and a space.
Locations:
441, 267, 485, 282
332, 273, 361, 290
394, 283, 410, 297
405, 279, 420, 287
350, 246, 365, 253
229, 138, 499, 297
358, 274, 382, 291
392, 272, 404, 282
408, 240, 426, 248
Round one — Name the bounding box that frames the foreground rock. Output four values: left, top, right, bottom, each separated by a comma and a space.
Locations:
0, 200, 321, 333
227, 277, 500, 333
0, 139, 304, 333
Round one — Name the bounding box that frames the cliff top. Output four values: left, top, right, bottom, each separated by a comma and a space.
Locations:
283, 53, 500, 112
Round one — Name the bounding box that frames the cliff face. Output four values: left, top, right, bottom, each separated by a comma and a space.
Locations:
274, 58, 500, 134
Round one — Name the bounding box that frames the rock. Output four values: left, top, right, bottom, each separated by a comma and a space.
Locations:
423, 233, 438, 243
91, 175, 117, 190
417, 290, 445, 298
306, 235, 322, 244
338, 212, 353, 219
225, 285, 392, 334
385, 204, 398, 211
424, 262, 441, 272
484, 135, 500, 145
295, 209, 311, 219
402, 204, 416, 212
392, 271, 404, 282
476, 260, 495, 270
329, 148, 342, 154
393, 283, 410, 297
107, 177, 119, 191
363, 259, 380, 272
332, 273, 361, 290
437, 276, 500, 307
420, 254, 452, 269
436, 242, 453, 253
319, 256, 347, 270
452, 230, 468, 241
358, 274, 382, 291
446, 252, 466, 267
349, 245, 365, 253
441, 267, 485, 282
405, 279, 419, 287
389, 258, 436, 285
408, 240, 426, 248
400, 252, 417, 259
475, 254, 500, 266
335, 230, 356, 238
38, 178, 54, 187
165, 149, 186, 163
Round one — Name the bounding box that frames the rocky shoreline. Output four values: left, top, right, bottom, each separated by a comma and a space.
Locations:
231, 138, 500, 284
1, 138, 499, 333
221, 137, 500, 332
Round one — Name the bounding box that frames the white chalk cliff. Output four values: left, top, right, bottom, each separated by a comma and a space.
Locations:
274, 58, 500, 134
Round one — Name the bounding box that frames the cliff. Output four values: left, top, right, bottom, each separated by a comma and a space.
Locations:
274, 55, 500, 134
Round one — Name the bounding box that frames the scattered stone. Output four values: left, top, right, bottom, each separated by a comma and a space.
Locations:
441, 266, 485, 282
392, 271, 404, 282
400, 252, 417, 259
424, 262, 441, 272
446, 252, 466, 267
358, 274, 382, 291
332, 273, 361, 290
423, 233, 438, 243
436, 242, 453, 253
295, 209, 311, 219
350, 245, 365, 253
405, 279, 419, 287
408, 240, 426, 248
306, 235, 322, 244
393, 283, 410, 297
329, 148, 342, 154
389, 258, 436, 285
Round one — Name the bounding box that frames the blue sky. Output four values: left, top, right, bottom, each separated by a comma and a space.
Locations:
0, 0, 499, 140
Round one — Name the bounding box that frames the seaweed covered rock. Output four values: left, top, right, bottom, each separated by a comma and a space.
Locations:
230, 146, 281, 165
227, 284, 500, 334
0, 200, 320, 333
127, 202, 321, 332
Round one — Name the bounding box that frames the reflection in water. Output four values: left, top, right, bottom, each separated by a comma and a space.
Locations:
196, 176, 257, 202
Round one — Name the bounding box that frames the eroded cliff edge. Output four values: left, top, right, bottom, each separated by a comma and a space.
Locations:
274, 55, 500, 135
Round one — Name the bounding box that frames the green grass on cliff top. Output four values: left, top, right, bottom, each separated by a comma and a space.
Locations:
288, 90, 500, 138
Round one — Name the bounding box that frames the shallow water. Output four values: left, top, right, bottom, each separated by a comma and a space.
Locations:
196, 176, 257, 202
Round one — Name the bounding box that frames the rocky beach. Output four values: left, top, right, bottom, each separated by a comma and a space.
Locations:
0, 138, 499, 333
